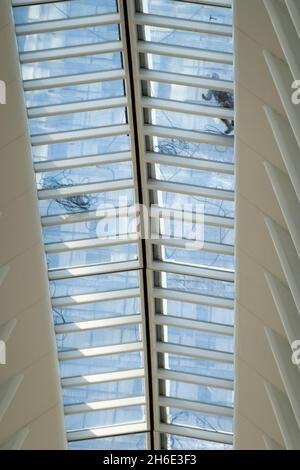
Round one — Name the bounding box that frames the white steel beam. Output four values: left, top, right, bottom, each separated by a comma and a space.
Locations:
152, 237, 234, 257
156, 341, 234, 363
145, 152, 234, 174
144, 125, 234, 147
48, 259, 140, 281
20, 41, 122, 63
147, 179, 234, 202
62, 369, 145, 388
154, 314, 234, 336
159, 396, 234, 417
52, 287, 141, 308
67, 422, 148, 442
153, 287, 234, 309
152, 260, 234, 282
158, 423, 233, 445
58, 341, 144, 361
55, 315, 142, 335
46, 235, 138, 255
157, 369, 234, 391
64, 396, 146, 415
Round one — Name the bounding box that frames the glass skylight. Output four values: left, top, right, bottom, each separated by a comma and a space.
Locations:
12, 0, 235, 450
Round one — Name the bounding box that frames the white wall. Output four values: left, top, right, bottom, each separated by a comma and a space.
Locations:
0, 0, 66, 450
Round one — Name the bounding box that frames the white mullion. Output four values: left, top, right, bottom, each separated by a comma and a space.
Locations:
16, 13, 120, 35
159, 423, 233, 445
58, 341, 144, 361
64, 396, 146, 415
55, 315, 142, 335
144, 124, 233, 147
152, 237, 234, 256
38, 178, 133, 200
31, 124, 130, 146
154, 314, 234, 336
24, 69, 125, 91
20, 41, 122, 63
159, 396, 233, 417
156, 341, 234, 363
46, 235, 138, 255
138, 41, 233, 64
138, 68, 234, 92
147, 179, 234, 202
67, 422, 148, 442
28, 96, 127, 118
34, 151, 131, 173
61, 369, 145, 388
144, 152, 234, 174
157, 369, 234, 391
52, 287, 141, 308
48, 260, 140, 281
153, 287, 234, 309
134, 13, 232, 36
152, 260, 234, 282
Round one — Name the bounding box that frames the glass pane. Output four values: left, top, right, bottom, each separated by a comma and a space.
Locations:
21, 52, 122, 80
164, 380, 234, 408
18, 25, 119, 52
142, 0, 232, 25
60, 352, 144, 378
69, 433, 147, 450
159, 299, 233, 326
160, 247, 234, 270
33, 135, 131, 163
14, 0, 117, 24
53, 297, 141, 325
30, 107, 127, 135
154, 165, 234, 190
50, 271, 139, 298
36, 162, 132, 190
153, 137, 234, 164
165, 354, 234, 381
57, 324, 142, 351
163, 273, 234, 299
25, 80, 124, 107
166, 408, 233, 433
164, 326, 234, 353
65, 406, 146, 432
144, 26, 233, 53
63, 379, 145, 406
147, 54, 233, 81
160, 220, 235, 246
166, 434, 232, 450
39, 189, 135, 217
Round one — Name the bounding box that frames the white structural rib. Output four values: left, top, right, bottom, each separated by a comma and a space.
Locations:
263, 50, 300, 149
152, 238, 234, 257
159, 396, 233, 418
265, 382, 300, 450
157, 369, 234, 391
64, 396, 146, 415
138, 41, 233, 64
28, 96, 127, 118
152, 205, 234, 229
286, 0, 300, 38
35, 151, 131, 173
134, 13, 232, 36
264, 107, 300, 203
265, 273, 300, 346
142, 96, 234, 120
0, 375, 24, 422
62, 369, 144, 388
263, 433, 285, 450
265, 218, 300, 314
0, 319, 17, 345
45, 235, 138, 255
31, 124, 130, 146
263, 0, 300, 80
144, 125, 233, 147
0, 428, 30, 450
148, 179, 234, 202
0, 264, 10, 287
138, 69, 234, 92
265, 328, 300, 429
16, 13, 120, 35
156, 342, 234, 364
58, 341, 143, 361
20, 41, 122, 63
55, 315, 142, 335
159, 423, 233, 445
264, 162, 300, 258
67, 422, 148, 442
153, 287, 234, 309
52, 287, 140, 308
24, 69, 125, 91
154, 314, 233, 336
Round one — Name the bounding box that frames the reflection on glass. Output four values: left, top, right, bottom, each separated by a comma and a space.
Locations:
164, 273, 234, 299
